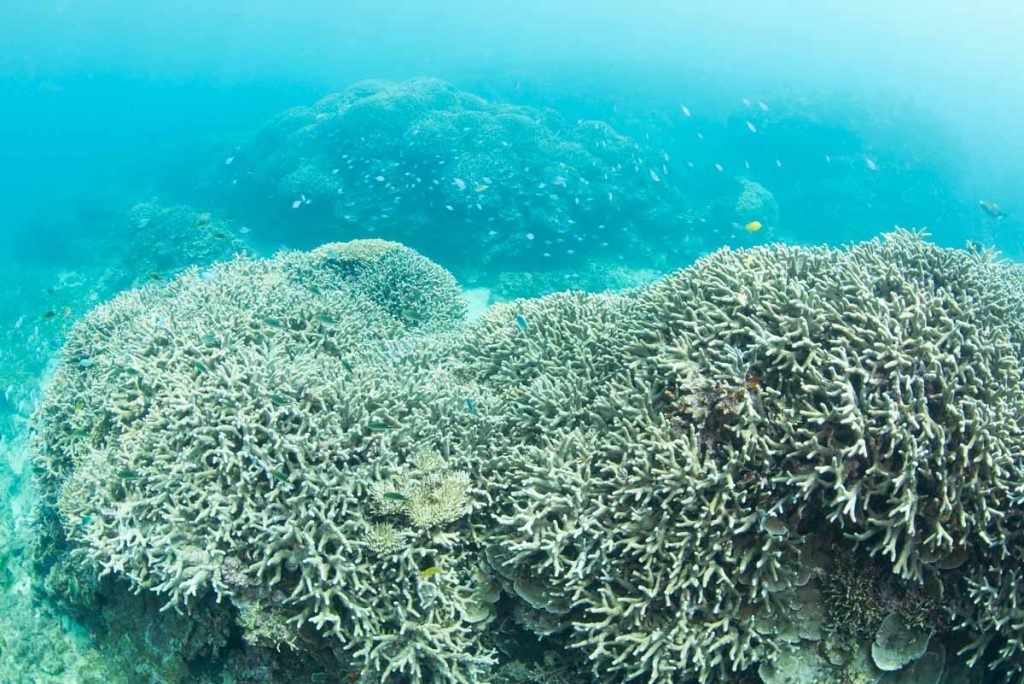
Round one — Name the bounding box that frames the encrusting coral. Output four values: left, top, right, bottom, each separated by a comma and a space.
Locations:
31, 230, 1024, 682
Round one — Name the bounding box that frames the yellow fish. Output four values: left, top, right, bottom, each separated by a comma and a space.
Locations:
419, 566, 441, 578
744, 221, 763, 232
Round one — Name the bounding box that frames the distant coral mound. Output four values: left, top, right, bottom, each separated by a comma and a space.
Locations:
199, 77, 704, 277
33, 232, 1024, 682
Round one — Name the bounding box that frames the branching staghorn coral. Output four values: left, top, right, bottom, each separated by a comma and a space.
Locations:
457, 293, 808, 681
452, 230, 1024, 681
33, 240, 495, 682
32, 231, 1024, 682
628, 230, 1024, 680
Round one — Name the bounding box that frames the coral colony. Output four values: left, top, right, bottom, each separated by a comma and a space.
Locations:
31, 232, 1024, 682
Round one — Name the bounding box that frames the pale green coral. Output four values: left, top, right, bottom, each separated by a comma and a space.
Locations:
363, 522, 407, 556
872, 612, 930, 672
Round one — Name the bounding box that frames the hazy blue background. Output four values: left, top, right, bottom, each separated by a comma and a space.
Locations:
0, 0, 1021, 245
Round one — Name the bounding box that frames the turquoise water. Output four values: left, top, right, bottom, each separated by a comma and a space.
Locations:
2, 3, 1023, 683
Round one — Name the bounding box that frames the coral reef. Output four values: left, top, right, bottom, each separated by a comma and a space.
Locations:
199, 77, 709, 280
733, 177, 779, 226
0, 199, 249, 437
34, 239, 490, 682
30, 231, 1024, 682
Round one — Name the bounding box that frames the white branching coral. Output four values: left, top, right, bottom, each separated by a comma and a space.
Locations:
32, 231, 1024, 682
456, 230, 1024, 682
33, 240, 493, 682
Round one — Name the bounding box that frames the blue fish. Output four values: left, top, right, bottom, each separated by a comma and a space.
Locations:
466, 398, 476, 415
515, 314, 528, 331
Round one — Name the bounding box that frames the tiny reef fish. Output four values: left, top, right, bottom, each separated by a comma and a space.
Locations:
979, 200, 1005, 218
400, 307, 424, 322
515, 314, 528, 331
382, 491, 409, 501
419, 566, 441, 578
744, 221, 763, 232
465, 398, 476, 415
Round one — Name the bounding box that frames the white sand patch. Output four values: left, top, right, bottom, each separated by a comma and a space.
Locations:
463, 287, 492, 320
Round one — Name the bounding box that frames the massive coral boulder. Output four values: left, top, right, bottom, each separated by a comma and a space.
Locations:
31, 232, 1024, 683
199, 77, 702, 282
